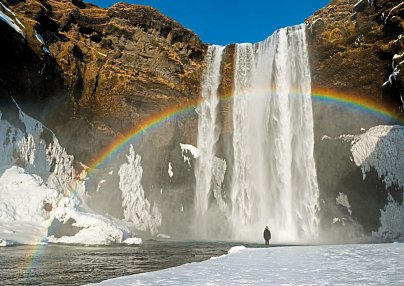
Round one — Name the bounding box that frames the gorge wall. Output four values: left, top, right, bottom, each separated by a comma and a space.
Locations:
0, 0, 404, 243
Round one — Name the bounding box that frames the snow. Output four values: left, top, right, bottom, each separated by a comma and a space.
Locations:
34, 30, 51, 54
353, 0, 364, 9
0, 10, 24, 37
211, 156, 227, 213
122, 237, 142, 245
156, 234, 171, 239
373, 193, 404, 242
48, 207, 132, 245
228, 245, 246, 254
385, 2, 404, 23
87, 243, 404, 286
118, 144, 161, 235
180, 143, 200, 166
307, 17, 322, 31
350, 125, 404, 189
167, 162, 173, 178
336, 192, 352, 215
0, 104, 142, 246
0, 239, 14, 247
0, 1, 15, 16
0, 165, 60, 245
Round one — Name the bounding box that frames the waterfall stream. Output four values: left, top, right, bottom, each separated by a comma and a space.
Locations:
194, 45, 225, 236
195, 25, 319, 243
231, 25, 319, 242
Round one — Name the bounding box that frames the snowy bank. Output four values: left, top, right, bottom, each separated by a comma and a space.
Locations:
87, 243, 404, 285
0, 104, 142, 246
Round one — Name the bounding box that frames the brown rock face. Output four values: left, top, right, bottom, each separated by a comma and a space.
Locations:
306, 0, 404, 114
0, 0, 206, 163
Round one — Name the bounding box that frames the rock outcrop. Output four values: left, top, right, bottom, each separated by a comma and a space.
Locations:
306, 0, 404, 118
0, 0, 206, 163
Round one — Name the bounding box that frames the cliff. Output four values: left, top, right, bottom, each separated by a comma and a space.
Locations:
0, 0, 206, 164
1, 0, 404, 241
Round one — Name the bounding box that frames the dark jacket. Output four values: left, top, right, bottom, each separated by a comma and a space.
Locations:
264, 228, 271, 240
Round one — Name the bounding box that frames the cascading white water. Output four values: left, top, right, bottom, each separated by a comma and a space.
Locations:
231, 24, 319, 242
194, 45, 225, 235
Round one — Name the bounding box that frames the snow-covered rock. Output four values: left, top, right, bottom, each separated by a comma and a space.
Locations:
373, 193, 404, 242
0, 165, 60, 245
48, 207, 132, 245
351, 125, 404, 189
118, 145, 161, 235
0, 103, 142, 246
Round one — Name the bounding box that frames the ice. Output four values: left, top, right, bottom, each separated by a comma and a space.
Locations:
353, 0, 364, 9
373, 193, 404, 242
48, 207, 133, 245
87, 243, 404, 285
167, 162, 173, 178
0, 104, 142, 246
0, 165, 60, 245
122, 237, 142, 245
336, 192, 352, 215
384, 2, 404, 23
118, 144, 161, 235
350, 125, 404, 189
34, 30, 51, 54
228, 245, 246, 254
179, 143, 200, 166
0, 239, 13, 247
0, 10, 24, 37
0, 1, 15, 16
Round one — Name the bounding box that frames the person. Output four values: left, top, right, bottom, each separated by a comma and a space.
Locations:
263, 226, 271, 245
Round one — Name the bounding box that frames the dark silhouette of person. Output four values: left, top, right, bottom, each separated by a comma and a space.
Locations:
263, 226, 271, 245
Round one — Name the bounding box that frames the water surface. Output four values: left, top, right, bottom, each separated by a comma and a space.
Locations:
0, 241, 263, 285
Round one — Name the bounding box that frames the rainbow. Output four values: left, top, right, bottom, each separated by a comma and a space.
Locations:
312, 88, 402, 122
88, 98, 199, 173
86, 88, 402, 174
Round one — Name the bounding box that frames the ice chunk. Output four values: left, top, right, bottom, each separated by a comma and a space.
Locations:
228, 245, 246, 254
122, 237, 142, 245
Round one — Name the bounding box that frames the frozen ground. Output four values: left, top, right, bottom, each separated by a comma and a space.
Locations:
88, 243, 404, 286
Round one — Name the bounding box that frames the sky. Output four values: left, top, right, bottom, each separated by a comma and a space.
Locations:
88, 0, 331, 45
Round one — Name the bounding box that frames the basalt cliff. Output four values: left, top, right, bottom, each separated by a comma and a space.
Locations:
0, 0, 404, 241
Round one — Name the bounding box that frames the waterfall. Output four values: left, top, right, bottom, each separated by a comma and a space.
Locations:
194, 25, 319, 242
194, 45, 225, 236
231, 25, 319, 242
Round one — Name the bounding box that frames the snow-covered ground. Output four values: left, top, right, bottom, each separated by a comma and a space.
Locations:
88, 243, 404, 285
